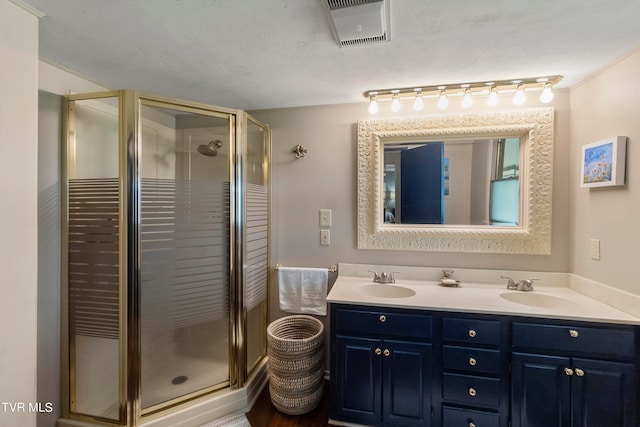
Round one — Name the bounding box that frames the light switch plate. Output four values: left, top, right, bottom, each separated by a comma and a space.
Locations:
590, 238, 600, 260
320, 209, 332, 227
320, 230, 331, 245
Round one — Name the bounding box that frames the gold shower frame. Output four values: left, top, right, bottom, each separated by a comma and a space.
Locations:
61, 90, 271, 426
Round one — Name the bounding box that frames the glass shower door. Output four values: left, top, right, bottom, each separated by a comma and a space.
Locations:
138, 103, 233, 410
66, 95, 122, 421
243, 116, 270, 377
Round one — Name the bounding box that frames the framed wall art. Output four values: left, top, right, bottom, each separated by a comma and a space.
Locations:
580, 136, 627, 188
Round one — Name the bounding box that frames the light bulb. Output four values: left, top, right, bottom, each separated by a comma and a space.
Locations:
540, 83, 554, 103
462, 88, 473, 108
487, 86, 499, 107
368, 95, 379, 114
437, 90, 448, 109
391, 93, 401, 112
513, 85, 526, 105
413, 92, 424, 111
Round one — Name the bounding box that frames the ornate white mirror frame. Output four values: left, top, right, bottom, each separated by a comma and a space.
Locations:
357, 107, 554, 254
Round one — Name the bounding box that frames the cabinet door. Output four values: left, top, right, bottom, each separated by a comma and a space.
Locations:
511, 353, 571, 427
333, 336, 382, 425
572, 358, 636, 427
383, 340, 433, 427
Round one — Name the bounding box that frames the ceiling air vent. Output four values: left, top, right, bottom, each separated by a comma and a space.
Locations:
326, 0, 390, 48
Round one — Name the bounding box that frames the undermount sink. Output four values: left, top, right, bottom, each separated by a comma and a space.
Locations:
500, 292, 572, 308
358, 284, 416, 298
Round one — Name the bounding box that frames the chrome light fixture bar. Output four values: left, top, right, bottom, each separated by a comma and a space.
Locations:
364, 75, 562, 113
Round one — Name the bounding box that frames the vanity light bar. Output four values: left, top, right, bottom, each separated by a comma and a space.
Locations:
364, 75, 562, 113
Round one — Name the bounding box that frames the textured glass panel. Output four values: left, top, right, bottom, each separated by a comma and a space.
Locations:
245, 119, 269, 373
246, 183, 268, 310
69, 178, 120, 339
140, 105, 231, 409
68, 98, 120, 420
140, 179, 230, 327
72, 99, 119, 179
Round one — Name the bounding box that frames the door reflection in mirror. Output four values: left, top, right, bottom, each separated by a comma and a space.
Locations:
383, 137, 520, 226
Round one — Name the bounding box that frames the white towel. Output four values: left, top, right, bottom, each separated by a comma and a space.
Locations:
278, 267, 328, 316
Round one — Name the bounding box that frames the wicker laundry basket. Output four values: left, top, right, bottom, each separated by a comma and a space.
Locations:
267, 315, 324, 415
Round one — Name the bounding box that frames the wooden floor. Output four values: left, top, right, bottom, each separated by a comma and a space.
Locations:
246, 381, 331, 427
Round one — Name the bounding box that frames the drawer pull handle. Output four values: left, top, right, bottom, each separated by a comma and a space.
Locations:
468, 387, 477, 397
469, 423, 477, 427
468, 329, 477, 338
383, 349, 391, 357
569, 329, 579, 338
469, 357, 477, 366
565, 367, 574, 376
379, 315, 387, 323
575, 368, 585, 377
374, 348, 382, 355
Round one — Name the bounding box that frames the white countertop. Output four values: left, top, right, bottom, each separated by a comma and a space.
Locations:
326, 264, 640, 325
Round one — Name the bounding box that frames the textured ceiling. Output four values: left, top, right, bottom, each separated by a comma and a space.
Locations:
25, 0, 640, 110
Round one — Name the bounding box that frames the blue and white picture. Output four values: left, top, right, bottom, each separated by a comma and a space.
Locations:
583, 142, 613, 184
580, 136, 626, 188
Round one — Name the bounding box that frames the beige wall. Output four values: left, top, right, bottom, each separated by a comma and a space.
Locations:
0, 2, 39, 426
570, 47, 640, 295
37, 90, 62, 427
252, 91, 572, 319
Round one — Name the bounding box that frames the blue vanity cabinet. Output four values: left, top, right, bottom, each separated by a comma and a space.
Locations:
329, 302, 639, 427
511, 321, 638, 427
511, 352, 572, 426
330, 304, 434, 426
439, 316, 510, 427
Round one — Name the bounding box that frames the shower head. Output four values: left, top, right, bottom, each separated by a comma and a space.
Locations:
197, 140, 222, 157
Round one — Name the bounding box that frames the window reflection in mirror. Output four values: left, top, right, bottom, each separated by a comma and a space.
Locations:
382, 137, 521, 226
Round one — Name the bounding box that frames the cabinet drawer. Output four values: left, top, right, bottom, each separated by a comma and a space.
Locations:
442, 406, 500, 427
443, 318, 501, 345
443, 373, 501, 408
443, 346, 502, 375
335, 308, 432, 339
512, 323, 635, 358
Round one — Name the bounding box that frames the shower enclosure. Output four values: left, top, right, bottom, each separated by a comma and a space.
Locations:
61, 90, 270, 426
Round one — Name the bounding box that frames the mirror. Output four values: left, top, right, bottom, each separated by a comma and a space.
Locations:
383, 137, 520, 226
357, 108, 554, 254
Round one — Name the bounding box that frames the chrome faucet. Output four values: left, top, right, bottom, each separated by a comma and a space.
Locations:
369, 270, 396, 284
502, 276, 539, 291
